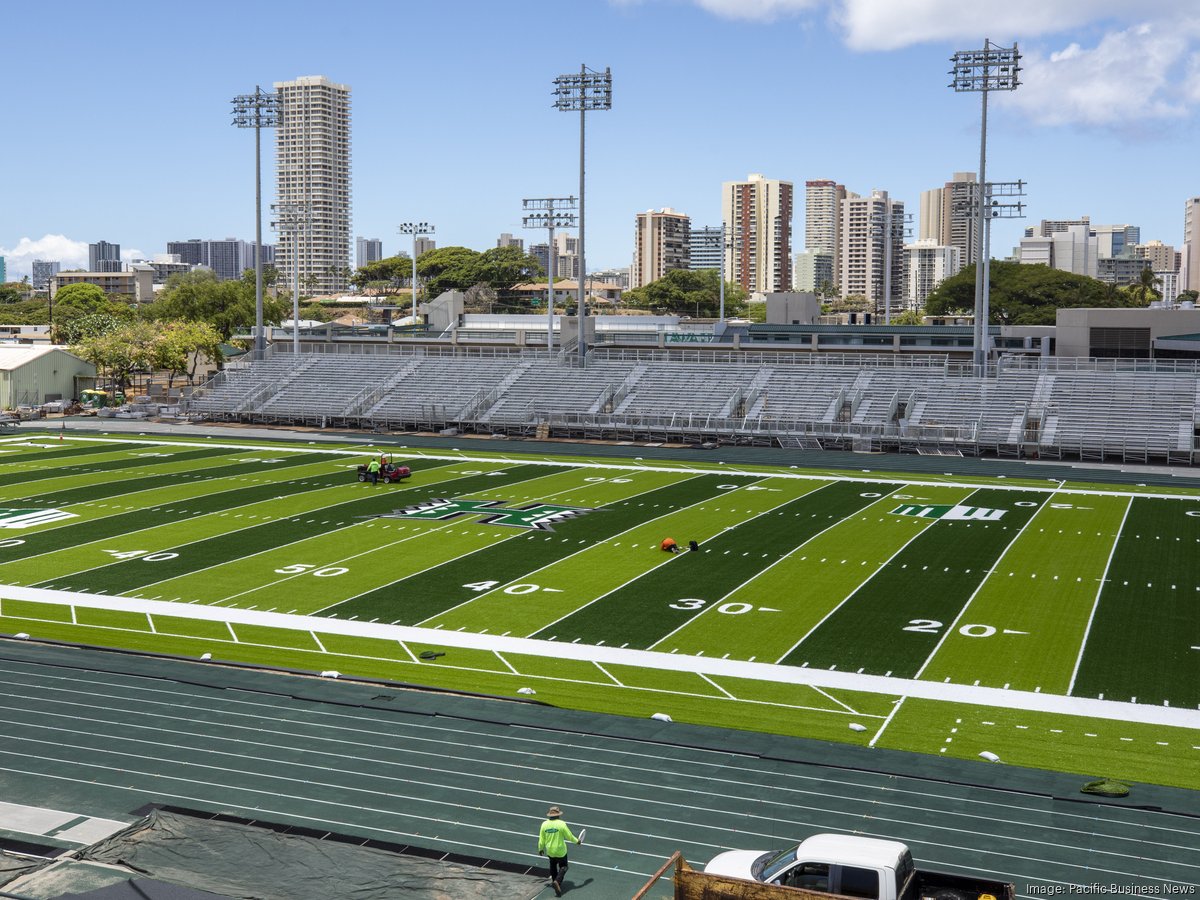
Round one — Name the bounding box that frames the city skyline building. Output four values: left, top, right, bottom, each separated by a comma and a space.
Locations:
1184, 196, 1200, 294
793, 249, 834, 293
1092, 224, 1141, 259
805, 180, 849, 285
905, 239, 961, 308
88, 240, 122, 273
1019, 223, 1098, 278
166, 238, 252, 281
723, 173, 793, 293
413, 236, 435, 258
275, 75, 352, 295
1135, 239, 1179, 273
1025, 217, 1091, 238
356, 236, 383, 268
496, 233, 524, 251
688, 225, 723, 271
919, 172, 978, 268
839, 189, 906, 312
31, 259, 60, 290
630, 208, 690, 289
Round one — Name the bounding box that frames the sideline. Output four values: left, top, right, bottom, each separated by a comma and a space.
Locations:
2, 585, 1197, 731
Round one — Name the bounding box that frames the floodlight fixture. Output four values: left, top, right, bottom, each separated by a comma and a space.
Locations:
948, 39, 1020, 374
523, 197, 578, 353
398, 222, 435, 324
232, 87, 281, 357
554, 66, 612, 365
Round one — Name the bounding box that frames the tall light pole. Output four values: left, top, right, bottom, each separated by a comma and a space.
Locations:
950, 40, 1020, 373
272, 201, 311, 356
523, 197, 578, 353
231, 87, 281, 360
398, 222, 435, 325
553, 65, 611, 366
695, 226, 734, 326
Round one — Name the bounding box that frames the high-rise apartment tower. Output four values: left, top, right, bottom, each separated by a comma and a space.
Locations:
722, 174, 793, 293
275, 75, 352, 295
631, 208, 690, 289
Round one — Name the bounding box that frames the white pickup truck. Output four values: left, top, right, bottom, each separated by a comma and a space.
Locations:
703, 833, 1013, 900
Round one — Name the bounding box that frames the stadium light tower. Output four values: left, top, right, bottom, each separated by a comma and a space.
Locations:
553, 65, 611, 365
949, 40, 1020, 374
398, 222, 435, 325
272, 201, 312, 356
523, 197, 578, 353
231, 87, 281, 359
693, 226, 735, 327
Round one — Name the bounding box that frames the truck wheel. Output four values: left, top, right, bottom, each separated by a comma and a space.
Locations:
382, 474, 392, 484
357, 473, 366, 482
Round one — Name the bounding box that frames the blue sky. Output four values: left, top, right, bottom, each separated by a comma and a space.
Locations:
4, 0, 1199, 279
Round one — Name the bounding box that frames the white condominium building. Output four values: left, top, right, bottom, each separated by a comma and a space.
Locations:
839, 190, 906, 313
722, 173, 793, 293
275, 75, 352, 295
1184, 197, 1200, 293
905, 240, 961, 308
805, 180, 850, 284
631, 208, 690, 289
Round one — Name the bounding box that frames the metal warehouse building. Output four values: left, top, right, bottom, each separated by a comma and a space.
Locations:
0, 346, 96, 408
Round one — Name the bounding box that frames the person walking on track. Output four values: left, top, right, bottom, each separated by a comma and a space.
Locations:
537, 805, 582, 896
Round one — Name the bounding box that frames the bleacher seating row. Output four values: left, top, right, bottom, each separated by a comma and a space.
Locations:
185, 348, 1200, 464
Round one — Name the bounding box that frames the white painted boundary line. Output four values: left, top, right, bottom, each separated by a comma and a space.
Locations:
1067, 495, 1134, 697
4, 584, 1198, 730
13, 434, 1200, 503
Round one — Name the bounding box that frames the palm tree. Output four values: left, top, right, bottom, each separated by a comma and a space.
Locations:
1127, 265, 1162, 306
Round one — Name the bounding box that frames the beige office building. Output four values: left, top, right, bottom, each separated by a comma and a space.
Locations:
1185, 197, 1200, 293
275, 75, 352, 295
840, 190, 906, 314
805, 180, 850, 284
1135, 239, 1178, 273
919, 172, 978, 268
50, 266, 154, 306
631, 208, 690, 289
722, 174, 793, 293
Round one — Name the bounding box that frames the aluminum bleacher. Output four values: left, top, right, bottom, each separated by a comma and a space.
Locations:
184, 345, 1200, 464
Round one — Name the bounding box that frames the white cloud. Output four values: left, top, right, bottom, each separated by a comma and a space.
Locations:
0, 235, 89, 280
832, 0, 1180, 51
690, 0, 819, 21
648, 0, 1200, 128
999, 21, 1200, 126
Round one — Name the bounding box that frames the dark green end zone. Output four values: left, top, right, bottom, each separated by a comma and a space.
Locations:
1071, 497, 1200, 708
316, 474, 751, 625
782, 489, 1046, 676
33, 462, 550, 595
539, 480, 898, 648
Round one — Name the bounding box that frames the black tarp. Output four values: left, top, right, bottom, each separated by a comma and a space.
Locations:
81, 811, 542, 900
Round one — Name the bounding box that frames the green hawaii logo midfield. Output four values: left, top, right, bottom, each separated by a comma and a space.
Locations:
890, 503, 1007, 522
376, 498, 595, 531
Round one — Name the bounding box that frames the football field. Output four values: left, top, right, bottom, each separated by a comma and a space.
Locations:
1, 431, 1198, 790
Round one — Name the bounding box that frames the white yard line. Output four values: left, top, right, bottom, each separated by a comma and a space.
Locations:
525, 476, 784, 638
5, 584, 1199, 730
913, 489, 1054, 680
649, 482, 888, 651
414, 473, 711, 625
31, 434, 1200, 502
770, 487, 979, 666
809, 685, 859, 715
868, 696, 906, 747
1067, 495, 1134, 697
697, 673, 736, 699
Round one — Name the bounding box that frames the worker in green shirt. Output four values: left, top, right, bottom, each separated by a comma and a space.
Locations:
366, 457, 381, 485
537, 806, 582, 896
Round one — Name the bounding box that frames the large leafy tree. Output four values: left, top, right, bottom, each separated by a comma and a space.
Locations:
151, 320, 224, 387
475, 246, 544, 293
351, 255, 413, 294
924, 261, 1141, 325
622, 268, 747, 317
415, 246, 483, 298
52, 282, 108, 312
152, 269, 287, 340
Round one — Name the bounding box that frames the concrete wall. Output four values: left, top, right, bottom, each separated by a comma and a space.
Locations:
1055, 308, 1200, 357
